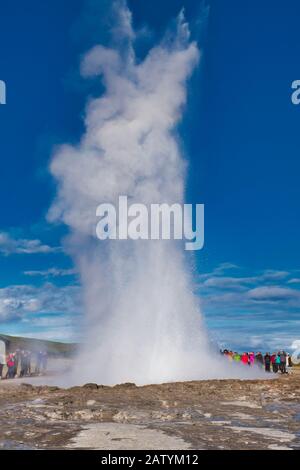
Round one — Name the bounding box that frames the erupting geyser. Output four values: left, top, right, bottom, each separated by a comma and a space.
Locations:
49, 2, 259, 385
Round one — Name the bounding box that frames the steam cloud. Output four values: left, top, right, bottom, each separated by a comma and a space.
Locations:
49, 2, 260, 384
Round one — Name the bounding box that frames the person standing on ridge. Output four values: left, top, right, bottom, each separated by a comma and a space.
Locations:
255, 352, 264, 367
233, 352, 241, 362
0, 354, 4, 379
7, 354, 15, 379
264, 352, 271, 372
241, 352, 249, 365
279, 350, 287, 374
271, 352, 277, 373
249, 352, 255, 366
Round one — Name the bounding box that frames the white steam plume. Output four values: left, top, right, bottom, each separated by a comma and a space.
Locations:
49, 2, 262, 384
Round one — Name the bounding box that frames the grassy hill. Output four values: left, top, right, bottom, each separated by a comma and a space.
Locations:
0, 333, 78, 357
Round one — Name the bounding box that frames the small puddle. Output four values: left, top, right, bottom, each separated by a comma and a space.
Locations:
0, 439, 33, 450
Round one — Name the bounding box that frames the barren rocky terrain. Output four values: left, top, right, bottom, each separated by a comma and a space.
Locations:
0, 372, 299, 450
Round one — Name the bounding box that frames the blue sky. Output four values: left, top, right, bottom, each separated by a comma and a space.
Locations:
0, 0, 299, 351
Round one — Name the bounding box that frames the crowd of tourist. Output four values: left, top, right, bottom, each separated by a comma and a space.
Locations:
221, 349, 292, 373
0, 350, 48, 379
0, 346, 294, 380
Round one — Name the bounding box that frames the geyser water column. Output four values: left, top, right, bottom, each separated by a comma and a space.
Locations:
48, 3, 231, 385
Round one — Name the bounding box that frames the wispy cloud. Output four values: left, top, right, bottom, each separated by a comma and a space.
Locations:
203, 276, 250, 290
288, 278, 300, 284
198, 262, 300, 351
24, 267, 77, 278
198, 263, 300, 308
0, 283, 81, 322
261, 270, 290, 281
0, 232, 60, 255
198, 262, 239, 280
199, 265, 291, 291
247, 286, 300, 303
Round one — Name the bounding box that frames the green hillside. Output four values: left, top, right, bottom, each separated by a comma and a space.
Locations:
0, 333, 78, 357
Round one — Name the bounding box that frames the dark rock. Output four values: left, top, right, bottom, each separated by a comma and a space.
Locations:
114, 382, 137, 388
20, 383, 33, 389
83, 383, 98, 390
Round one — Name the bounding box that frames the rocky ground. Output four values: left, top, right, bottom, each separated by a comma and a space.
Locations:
0, 372, 299, 450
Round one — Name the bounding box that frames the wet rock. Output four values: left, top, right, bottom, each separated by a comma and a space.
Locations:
1, 372, 300, 450
86, 400, 96, 406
